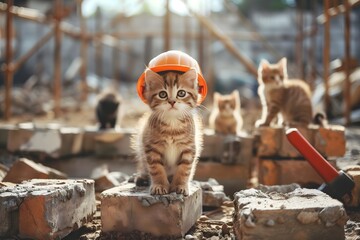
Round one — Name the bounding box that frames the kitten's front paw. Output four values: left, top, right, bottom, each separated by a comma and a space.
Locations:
170, 184, 189, 196
150, 184, 169, 195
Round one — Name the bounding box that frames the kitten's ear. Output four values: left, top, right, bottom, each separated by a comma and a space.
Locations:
232, 90, 241, 107
213, 92, 220, 102
144, 69, 163, 89
278, 58, 288, 77
259, 59, 270, 70
180, 68, 198, 88
278, 57, 287, 67
231, 90, 240, 98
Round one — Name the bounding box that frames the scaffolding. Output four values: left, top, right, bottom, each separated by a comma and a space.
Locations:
0, 0, 358, 125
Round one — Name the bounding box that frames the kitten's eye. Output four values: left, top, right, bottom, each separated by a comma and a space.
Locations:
158, 91, 168, 99
177, 90, 186, 98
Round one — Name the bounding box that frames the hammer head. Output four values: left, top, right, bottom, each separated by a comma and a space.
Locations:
318, 170, 355, 200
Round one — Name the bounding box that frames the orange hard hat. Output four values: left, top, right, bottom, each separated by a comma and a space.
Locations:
137, 50, 207, 105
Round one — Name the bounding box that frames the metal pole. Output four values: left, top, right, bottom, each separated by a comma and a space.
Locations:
344, 0, 351, 125
53, 0, 62, 117
4, 0, 14, 120
94, 6, 103, 89
163, 0, 170, 51
323, 0, 331, 117
78, 0, 88, 101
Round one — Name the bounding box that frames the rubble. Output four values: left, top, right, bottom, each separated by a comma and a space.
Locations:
3, 158, 67, 183
91, 165, 129, 192
343, 165, 360, 207
195, 178, 230, 207
0, 179, 96, 239
100, 182, 202, 237
233, 188, 348, 240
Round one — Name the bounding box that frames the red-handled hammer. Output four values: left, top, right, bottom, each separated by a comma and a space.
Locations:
286, 128, 354, 200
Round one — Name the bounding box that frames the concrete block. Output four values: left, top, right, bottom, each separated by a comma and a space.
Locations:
233, 188, 348, 240
94, 128, 134, 157
201, 130, 253, 165
100, 182, 202, 237
0, 124, 16, 148
58, 127, 84, 157
0, 179, 96, 239
256, 125, 346, 158
195, 179, 230, 208
195, 162, 249, 196
7, 124, 84, 158
258, 159, 337, 187
3, 158, 67, 183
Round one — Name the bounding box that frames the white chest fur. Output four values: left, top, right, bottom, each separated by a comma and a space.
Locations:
164, 138, 180, 175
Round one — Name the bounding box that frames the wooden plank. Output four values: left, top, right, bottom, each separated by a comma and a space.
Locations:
323, 0, 331, 116
53, 0, 62, 118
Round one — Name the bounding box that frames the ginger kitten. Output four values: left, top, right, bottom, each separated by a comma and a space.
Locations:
256, 58, 313, 127
209, 90, 243, 135
133, 68, 203, 196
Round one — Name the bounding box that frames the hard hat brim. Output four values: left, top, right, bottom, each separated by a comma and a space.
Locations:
137, 65, 207, 105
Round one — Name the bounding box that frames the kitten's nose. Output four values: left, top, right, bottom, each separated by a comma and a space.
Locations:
168, 100, 176, 107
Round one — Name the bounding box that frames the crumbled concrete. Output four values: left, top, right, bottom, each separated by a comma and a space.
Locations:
0, 179, 96, 239
256, 125, 346, 158
3, 158, 67, 183
343, 165, 360, 207
100, 182, 202, 237
233, 188, 348, 240
195, 178, 230, 207
91, 164, 129, 192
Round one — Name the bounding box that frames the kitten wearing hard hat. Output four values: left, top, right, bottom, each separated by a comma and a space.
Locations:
132, 68, 203, 196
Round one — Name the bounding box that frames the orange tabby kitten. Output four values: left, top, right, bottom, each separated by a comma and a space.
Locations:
256, 58, 313, 127
133, 68, 203, 196
209, 90, 243, 135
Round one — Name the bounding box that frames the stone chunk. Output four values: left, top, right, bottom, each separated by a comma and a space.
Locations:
233, 188, 348, 240
3, 158, 67, 183
0, 179, 96, 239
195, 178, 230, 207
101, 182, 202, 237
343, 165, 360, 207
